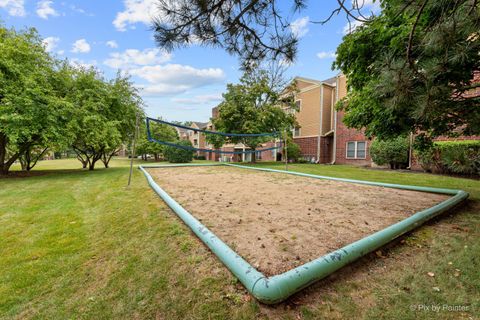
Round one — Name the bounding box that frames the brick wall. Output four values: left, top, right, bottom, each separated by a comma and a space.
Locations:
293, 136, 318, 161
319, 136, 333, 163
334, 110, 372, 166
434, 135, 480, 141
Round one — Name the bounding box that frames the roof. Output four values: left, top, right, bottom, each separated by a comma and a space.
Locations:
293, 75, 338, 87
294, 76, 322, 85
192, 122, 209, 129
175, 127, 189, 135
322, 76, 337, 86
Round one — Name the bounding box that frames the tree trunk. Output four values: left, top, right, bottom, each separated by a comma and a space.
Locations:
19, 157, 27, 171
101, 150, 117, 168
0, 133, 29, 175
0, 133, 7, 175
88, 151, 103, 171
73, 147, 89, 169
26, 147, 48, 171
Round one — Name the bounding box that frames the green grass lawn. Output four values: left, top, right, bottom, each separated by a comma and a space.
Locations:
0, 159, 478, 319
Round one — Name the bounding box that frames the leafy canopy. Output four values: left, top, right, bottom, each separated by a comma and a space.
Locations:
136, 119, 179, 160
208, 69, 296, 153
0, 26, 73, 174
334, 0, 480, 141
67, 67, 143, 170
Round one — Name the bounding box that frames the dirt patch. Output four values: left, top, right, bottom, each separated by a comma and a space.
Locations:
148, 166, 449, 276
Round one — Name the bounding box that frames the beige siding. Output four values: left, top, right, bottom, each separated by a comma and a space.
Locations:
296, 79, 318, 90
295, 87, 321, 137
321, 85, 333, 134
337, 74, 347, 99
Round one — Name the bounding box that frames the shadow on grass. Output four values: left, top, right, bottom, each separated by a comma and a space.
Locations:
257, 200, 478, 318
0, 166, 127, 180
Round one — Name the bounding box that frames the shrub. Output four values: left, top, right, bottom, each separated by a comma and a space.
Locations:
164, 140, 194, 163
370, 136, 409, 169
415, 147, 438, 172
415, 140, 480, 175
284, 137, 302, 162
194, 155, 206, 160
297, 158, 310, 164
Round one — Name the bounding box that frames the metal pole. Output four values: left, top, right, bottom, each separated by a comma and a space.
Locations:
128, 113, 140, 187
407, 131, 414, 169
284, 129, 288, 171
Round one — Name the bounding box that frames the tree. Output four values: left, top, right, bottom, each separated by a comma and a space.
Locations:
208, 69, 296, 162
68, 68, 142, 170
136, 119, 179, 161
334, 0, 480, 142
18, 146, 49, 171
284, 136, 302, 162
0, 26, 74, 175
100, 73, 144, 168
152, 0, 479, 142
164, 140, 194, 163
152, 0, 378, 67
369, 136, 409, 169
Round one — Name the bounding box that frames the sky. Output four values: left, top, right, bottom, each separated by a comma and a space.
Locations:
0, 0, 378, 122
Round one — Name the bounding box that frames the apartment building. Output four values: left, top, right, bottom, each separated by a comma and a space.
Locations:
285, 74, 372, 165
187, 72, 478, 166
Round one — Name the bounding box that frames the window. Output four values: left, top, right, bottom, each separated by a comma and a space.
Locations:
293, 127, 301, 137
346, 141, 367, 159
295, 100, 301, 111
193, 139, 198, 146
346, 142, 356, 158
356, 142, 366, 158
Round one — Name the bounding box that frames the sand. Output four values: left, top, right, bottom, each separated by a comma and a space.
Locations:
148, 166, 448, 276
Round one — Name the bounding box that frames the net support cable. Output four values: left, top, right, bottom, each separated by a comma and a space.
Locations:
146, 117, 283, 155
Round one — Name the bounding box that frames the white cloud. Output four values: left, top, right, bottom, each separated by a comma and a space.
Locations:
317, 51, 336, 59
131, 64, 225, 96
172, 94, 223, 105
344, 0, 380, 34
342, 20, 364, 35
68, 4, 93, 16
136, 83, 192, 96
0, 0, 25, 16
43, 36, 59, 52
104, 48, 171, 69
352, 0, 375, 8
113, 0, 160, 32
57, 50, 64, 55
106, 40, 119, 48
71, 39, 91, 53
290, 16, 309, 38
36, 0, 58, 19
69, 58, 97, 69
351, 0, 380, 11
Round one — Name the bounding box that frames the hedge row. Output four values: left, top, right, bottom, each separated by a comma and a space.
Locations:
164, 140, 194, 163
416, 140, 480, 175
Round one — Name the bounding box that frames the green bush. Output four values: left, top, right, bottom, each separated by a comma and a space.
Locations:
194, 155, 206, 160
370, 136, 409, 169
284, 137, 302, 162
164, 140, 194, 163
418, 140, 480, 175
